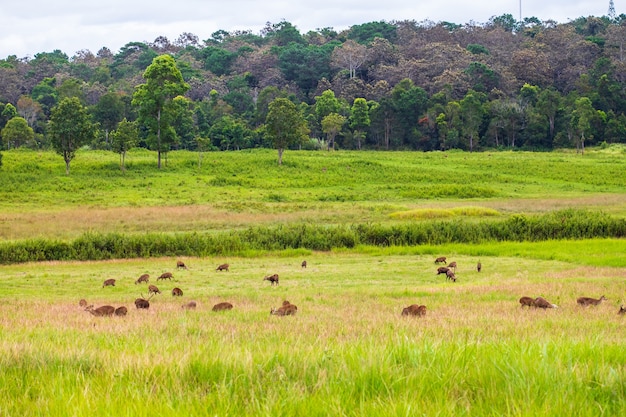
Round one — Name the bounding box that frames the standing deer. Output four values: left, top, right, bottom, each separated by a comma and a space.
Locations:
115, 306, 128, 316
135, 274, 149, 284
436, 267, 450, 275
445, 269, 457, 282
519, 296, 535, 308
216, 263, 230, 272
135, 293, 154, 309
533, 296, 558, 309
148, 284, 161, 295
176, 260, 188, 270
102, 278, 116, 288
263, 274, 279, 286
435, 257, 447, 264
182, 301, 197, 310
157, 272, 173, 281
85, 305, 115, 317
401, 304, 427, 317
212, 302, 233, 312
448, 261, 457, 272
171, 287, 183, 297
301, 260, 307, 268
576, 295, 607, 306
477, 261, 482, 272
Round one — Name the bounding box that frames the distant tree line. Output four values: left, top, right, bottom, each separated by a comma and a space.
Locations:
2, 14, 626, 167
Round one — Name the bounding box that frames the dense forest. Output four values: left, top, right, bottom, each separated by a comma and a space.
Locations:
2, 13, 626, 158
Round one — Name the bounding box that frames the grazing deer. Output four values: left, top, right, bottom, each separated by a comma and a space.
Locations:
115, 306, 128, 316
102, 278, 116, 288
301, 260, 307, 268
533, 296, 558, 309
212, 302, 233, 312
401, 304, 427, 317
445, 269, 457, 282
448, 261, 457, 272
618, 305, 626, 315
176, 260, 188, 270
216, 263, 230, 272
148, 284, 161, 295
477, 262, 482, 272
135, 274, 149, 284
85, 305, 115, 317
519, 296, 535, 308
435, 257, 447, 264
576, 295, 607, 307
271, 303, 298, 316
79, 299, 88, 308
437, 267, 449, 275
157, 272, 173, 281
171, 287, 183, 297
263, 274, 279, 286
182, 301, 197, 310
135, 293, 154, 309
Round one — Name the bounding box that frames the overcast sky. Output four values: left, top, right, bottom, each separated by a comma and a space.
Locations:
0, 1, 613, 59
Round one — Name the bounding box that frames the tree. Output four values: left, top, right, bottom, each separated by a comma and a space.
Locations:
132, 55, 189, 168
349, 98, 370, 150
1, 116, 34, 149
331, 40, 368, 78
572, 97, 595, 154
48, 97, 95, 174
110, 118, 137, 171
92, 92, 124, 148
265, 98, 309, 165
321, 113, 346, 150
459, 90, 486, 152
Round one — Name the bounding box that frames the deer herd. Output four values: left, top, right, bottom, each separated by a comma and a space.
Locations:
82, 257, 626, 319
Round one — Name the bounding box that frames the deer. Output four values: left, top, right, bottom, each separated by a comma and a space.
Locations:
216, 263, 230, 272
79, 299, 88, 308
212, 302, 233, 312
618, 305, 626, 315
148, 284, 161, 295
533, 296, 558, 309
519, 296, 535, 308
115, 306, 128, 316
435, 257, 447, 264
263, 274, 279, 286
436, 266, 449, 275
445, 269, 457, 282
102, 278, 116, 288
171, 287, 183, 297
157, 272, 173, 281
135, 293, 154, 309
271, 303, 298, 316
301, 260, 307, 268
135, 274, 149, 284
176, 260, 188, 270
448, 261, 457, 272
85, 305, 115, 317
477, 261, 482, 272
576, 295, 607, 307
401, 304, 427, 317
182, 301, 197, 310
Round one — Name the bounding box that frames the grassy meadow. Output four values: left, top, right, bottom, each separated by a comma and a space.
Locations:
0, 147, 625, 415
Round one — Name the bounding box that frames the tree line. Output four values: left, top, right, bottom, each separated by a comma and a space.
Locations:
1, 13, 626, 169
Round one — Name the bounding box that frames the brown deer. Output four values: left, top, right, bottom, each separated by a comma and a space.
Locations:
436, 266, 449, 275
576, 295, 607, 307
102, 278, 116, 288
519, 296, 535, 308
171, 287, 183, 297
271, 303, 298, 316
263, 274, 279, 286
212, 302, 233, 312
182, 301, 197, 310
85, 305, 115, 317
401, 304, 427, 317
135, 293, 154, 309
448, 261, 457, 272
301, 260, 307, 268
445, 269, 457, 282
618, 305, 626, 315
216, 263, 230, 272
533, 296, 558, 309
79, 299, 88, 307
148, 284, 161, 295
115, 306, 128, 316
176, 260, 188, 270
477, 262, 482, 272
157, 272, 173, 281
435, 257, 447, 264
135, 274, 149, 284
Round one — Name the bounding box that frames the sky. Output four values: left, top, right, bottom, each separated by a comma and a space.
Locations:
0, 1, 613, 59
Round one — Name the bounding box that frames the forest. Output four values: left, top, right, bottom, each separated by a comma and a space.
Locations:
2, 13, 626, 158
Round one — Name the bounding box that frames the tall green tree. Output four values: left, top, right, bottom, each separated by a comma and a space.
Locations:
92, 92, 125, 148
349, 98, 370, 150
48, 97, 95, 174
322, 113, 346, 150
459, 90, 486, 152
132, 55, 189, 168
265, 98, 309, 165
1, 116, 34, 149
572, 97, 596, 154
110, 118, 137, 171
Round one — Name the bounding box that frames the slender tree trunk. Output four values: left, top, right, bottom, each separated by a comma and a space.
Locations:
277, 148, 284, 165
64, 152, 71, 175
157, 107, 162, 169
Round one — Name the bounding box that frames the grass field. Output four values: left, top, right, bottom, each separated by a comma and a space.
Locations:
0, 148, 625, 415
